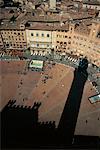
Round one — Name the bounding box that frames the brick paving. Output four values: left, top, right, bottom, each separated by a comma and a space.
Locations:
0, 60, 100, 136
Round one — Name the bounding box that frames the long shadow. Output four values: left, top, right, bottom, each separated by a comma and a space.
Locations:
57, 58, 88, 146
1, 100, 56, 149
1, 58, 100, 149
1, 100, 42, 148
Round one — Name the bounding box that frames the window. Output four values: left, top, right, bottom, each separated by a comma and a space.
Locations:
31, 33, 33, 36
80, 37, 83, 40
14, 32, 16, 34
64, 42, 66, 44
68, 41, 71, 44
6, 44, 9, 47
41, 33, 44, 37
18, 33, 20, 35
65, 36, 67, 38
37, 43, 39, 47
36, 33, 39, 37
47, 44, 49, 47
47, 34, 50, 37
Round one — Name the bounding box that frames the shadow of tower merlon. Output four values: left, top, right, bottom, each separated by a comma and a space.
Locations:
1, 100, 42, 148
58, 58, 88, 145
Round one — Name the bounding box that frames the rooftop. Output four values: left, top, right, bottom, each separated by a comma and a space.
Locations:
83, 0, 100, 6
26, 22, 69, 31
75, 23, 91, 35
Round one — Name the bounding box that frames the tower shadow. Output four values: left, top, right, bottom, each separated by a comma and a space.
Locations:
1, 100, 42, 148
57, 58, 88, 146
1, 100, 56, 149
2, 58, 99, 149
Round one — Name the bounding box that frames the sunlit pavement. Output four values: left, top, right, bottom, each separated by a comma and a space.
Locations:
0, 52, 99, 93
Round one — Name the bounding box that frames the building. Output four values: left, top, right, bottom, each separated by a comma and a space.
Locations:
74, 0, 100, 11
26, 23, 53, 55
49, 0, 56, 10
0, 5, 99, 66
70, 21, 100, 66
0, 21, 27, 50
48, 20, 100, 67
54, 24, 72, 54
0, 33, 3, 48
0, 0, 3, 6
82, 0, 100, 11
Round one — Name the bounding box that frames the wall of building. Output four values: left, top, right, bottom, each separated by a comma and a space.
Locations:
54, 24, 76, 54
26, 29, 52, 49
83, 4, 100, 11
50, 0, 56, 10
0, 21, 99, 66
51, 22, 100, 66
0, 34, 3, 48
70, 22, 100, 66
55, 30, 71, 53
0, 29, 27, 49
12, 0, 25, 4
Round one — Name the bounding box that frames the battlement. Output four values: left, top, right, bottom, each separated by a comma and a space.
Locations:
5, 100, 41, 111
38, 121, 56, 128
